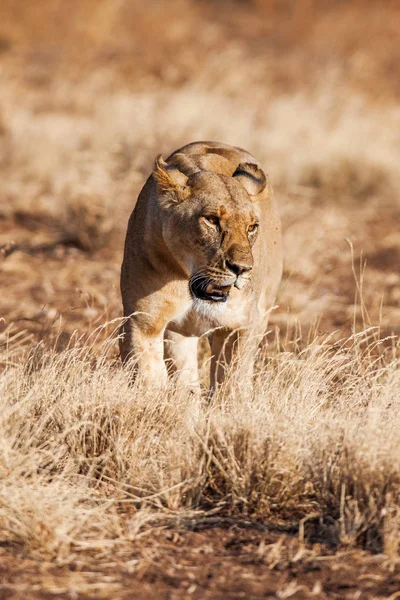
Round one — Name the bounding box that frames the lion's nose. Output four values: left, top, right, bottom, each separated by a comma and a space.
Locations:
226, 260, 252, 276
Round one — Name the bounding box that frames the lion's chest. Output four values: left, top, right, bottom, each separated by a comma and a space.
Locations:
167, 293, 252, 337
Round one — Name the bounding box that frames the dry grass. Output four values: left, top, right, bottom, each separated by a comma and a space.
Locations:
1, 325, 400, 596
0, 0, 400, 596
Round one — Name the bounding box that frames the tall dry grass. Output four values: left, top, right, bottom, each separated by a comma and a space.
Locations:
1, 324, 399, 566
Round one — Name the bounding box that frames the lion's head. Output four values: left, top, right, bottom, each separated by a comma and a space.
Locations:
153, 155, 268, 303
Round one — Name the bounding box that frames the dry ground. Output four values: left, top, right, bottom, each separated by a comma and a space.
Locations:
0, 1, 400, 598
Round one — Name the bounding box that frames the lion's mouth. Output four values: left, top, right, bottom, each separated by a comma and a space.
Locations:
205, 283, 231, 302
189, 277, 231, 303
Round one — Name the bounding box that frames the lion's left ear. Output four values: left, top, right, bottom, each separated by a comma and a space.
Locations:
232, 162, 267, 196
153, 155, 191, 205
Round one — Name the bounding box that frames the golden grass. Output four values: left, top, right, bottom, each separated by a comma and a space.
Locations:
1, 325, 399, 567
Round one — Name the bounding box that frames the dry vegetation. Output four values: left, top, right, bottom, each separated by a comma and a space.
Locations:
0, 1, 400, 597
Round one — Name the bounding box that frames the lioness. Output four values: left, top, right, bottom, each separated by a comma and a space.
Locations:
120, 141, 282, 390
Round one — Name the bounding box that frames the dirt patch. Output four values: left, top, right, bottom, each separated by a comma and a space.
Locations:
1, 526, 399, 599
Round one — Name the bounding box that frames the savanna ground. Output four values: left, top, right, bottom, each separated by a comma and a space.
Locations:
1, 1, 400, 598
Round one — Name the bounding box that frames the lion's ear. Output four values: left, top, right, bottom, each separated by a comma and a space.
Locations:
232, 162, 267, 196
153, 155, 191, 205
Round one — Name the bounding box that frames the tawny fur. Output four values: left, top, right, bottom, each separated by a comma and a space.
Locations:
120, 141, 282, 390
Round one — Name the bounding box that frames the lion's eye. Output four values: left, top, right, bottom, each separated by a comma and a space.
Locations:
248, 223, 259, 233
205, 215, 220, 227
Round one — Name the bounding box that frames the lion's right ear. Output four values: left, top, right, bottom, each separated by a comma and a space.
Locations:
153, 155, 191, 206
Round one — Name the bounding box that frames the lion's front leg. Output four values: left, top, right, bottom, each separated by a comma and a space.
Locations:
120, 315, 167, 386
164, 330, 200, 391
210, 328, 256, 394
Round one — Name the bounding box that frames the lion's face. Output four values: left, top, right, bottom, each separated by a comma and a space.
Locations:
155, 163, 266, 304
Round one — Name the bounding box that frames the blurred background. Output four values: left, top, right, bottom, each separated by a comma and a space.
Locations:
0, 0, 399, 349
